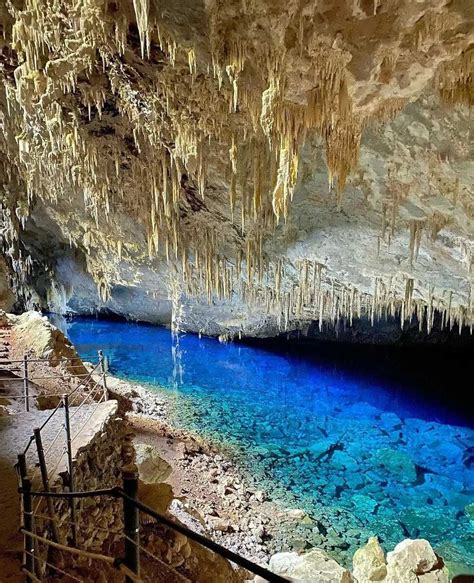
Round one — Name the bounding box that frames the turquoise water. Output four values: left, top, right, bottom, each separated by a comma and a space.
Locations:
65, 317, 474, 568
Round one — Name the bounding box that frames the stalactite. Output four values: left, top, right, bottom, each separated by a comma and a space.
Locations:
408, 220, 424, 265
0, 0, 471, 336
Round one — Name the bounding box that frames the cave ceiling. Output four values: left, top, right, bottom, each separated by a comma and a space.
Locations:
0, 0, 473, 336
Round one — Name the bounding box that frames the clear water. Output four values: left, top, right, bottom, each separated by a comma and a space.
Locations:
65, 317, 474, 570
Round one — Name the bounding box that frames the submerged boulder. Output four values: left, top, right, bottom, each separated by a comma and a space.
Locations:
372, 448, 417, 483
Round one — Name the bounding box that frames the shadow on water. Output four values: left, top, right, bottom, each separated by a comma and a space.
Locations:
241, 334, 474, 429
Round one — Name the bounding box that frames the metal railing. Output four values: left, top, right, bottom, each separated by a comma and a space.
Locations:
6, 352, 110, 556
0, 352, 108, 412
17, 467, 289, 583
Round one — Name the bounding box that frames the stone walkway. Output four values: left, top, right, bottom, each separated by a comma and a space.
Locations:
0, 400, 117, 582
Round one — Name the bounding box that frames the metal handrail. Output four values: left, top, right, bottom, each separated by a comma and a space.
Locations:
0, 372, 100, 382
68, 361, 102, 398
0, 357, 98, 364
14, 353, 108, 493
20, 486, 289, 583
1, 354, 104, 416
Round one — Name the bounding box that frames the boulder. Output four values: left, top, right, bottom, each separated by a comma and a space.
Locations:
135, 443, 174, 513
385, 539, 448, 583
372, 448, 417, 483
135, 443, 172, 484
465, 503, 474, 521
259, 549, 355, 583
137, 480, 174, 514
268, 552, 302, 577
36, 394, 62, 410
286, 508, 307, 520
352, 537, 387, 582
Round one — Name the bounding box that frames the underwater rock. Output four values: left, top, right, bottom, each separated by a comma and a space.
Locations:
385, 539, 448, 583
352, 537, 387, 582
465, 503, 474, 521
351, 494, 379, 516
372, 448, 417, 482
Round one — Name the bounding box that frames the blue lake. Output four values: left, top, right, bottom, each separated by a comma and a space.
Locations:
65, 317, 474, 570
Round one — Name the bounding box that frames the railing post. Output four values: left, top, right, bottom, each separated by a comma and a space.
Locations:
33, 428, 60, 542
63, 394, 77, 546
17, 452, 27, 483
98, 350, 108, 400
122, 465, 140, 582
23, 355, 29, 412
21, 473, 34, 583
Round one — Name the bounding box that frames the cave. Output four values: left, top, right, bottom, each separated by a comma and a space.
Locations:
0, 0, 473, 582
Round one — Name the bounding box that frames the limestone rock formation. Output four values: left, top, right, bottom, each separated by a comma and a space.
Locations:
385, 539, 448, 583
352, 538, 449, 583
7, 310, 81, 364
0, 1, 472, 337
135, 442, 173, 484
0, 257, 14, 312
352, 537, 387, 582
257, 539, 449, 583
257, 549, 355, 582
135, 442, 174, 513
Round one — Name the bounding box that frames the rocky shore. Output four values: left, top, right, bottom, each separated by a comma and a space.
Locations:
104, 373, 454, 582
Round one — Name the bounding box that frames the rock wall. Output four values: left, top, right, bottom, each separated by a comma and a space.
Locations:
8, 311, 80, 363
0, 257, 14, 312
40, 409, 128, 553
5, 310, 89, 395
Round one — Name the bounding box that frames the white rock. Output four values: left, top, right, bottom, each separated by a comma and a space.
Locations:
268, 552, 302, 576
207, 516, 231, 532
385, 539, 447, 583
134, 442, 172, 484
267, 549, 355, 582
286, 508, 307, 520
255, 490, 266, 502
352, 537, 387, 582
